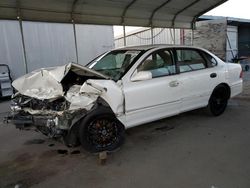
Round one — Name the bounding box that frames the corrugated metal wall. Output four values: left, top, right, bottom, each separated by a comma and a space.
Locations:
0, 20, 114, 79
22, 22, 77, 73
76, 24, 114, 65
115, 28, 181, 47
0, 20, 26, 79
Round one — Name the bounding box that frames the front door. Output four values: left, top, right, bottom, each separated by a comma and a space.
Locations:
122, 49, 181, 128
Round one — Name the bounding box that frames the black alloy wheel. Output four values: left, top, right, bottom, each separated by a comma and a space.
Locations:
88, 117, 119, 149
208, 85, 229, 116
79, 107, 125, 153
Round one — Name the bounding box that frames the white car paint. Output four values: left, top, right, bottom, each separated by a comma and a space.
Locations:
81, 79, 124, 114
117, 46, 242, 128
122, 73, 181, 127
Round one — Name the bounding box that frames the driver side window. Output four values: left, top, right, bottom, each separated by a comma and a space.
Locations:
137, 50, 176, 78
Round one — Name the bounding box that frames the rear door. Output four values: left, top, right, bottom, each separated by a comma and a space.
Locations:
174, 48, 221, 112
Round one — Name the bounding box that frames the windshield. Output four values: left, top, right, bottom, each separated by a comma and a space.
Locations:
88, 50, 142, 80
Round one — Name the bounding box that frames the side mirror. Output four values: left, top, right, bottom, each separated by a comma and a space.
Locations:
131, 71, 152, 82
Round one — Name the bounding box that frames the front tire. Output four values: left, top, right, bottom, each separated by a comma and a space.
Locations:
208, 85, 229, 116
79, 106, 125, 153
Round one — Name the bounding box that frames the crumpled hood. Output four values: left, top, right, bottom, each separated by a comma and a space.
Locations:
12, 62, 108, 100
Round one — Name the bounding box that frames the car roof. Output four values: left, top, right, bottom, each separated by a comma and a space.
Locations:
114, 44, 204, 51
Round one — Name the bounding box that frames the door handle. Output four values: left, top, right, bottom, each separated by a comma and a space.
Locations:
169, 80, 179, 87
210, 73, 217, 78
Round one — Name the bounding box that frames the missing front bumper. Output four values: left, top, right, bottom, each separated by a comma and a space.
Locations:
5, 114, 33, 129
5, 107, 88, 138
6, 113, 64, 137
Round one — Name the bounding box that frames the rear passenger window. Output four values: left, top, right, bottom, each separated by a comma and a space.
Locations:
176, 49, 206, 73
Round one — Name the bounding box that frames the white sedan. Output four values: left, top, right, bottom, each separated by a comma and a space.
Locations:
9, 45, 243, 152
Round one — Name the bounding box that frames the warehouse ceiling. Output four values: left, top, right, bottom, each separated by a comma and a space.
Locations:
0, 0, 227, 29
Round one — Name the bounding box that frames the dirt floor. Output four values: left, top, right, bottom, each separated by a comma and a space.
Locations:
0, 72, 250, 188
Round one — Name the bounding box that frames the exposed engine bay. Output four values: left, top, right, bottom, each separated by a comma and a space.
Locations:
12, 95, 70, 112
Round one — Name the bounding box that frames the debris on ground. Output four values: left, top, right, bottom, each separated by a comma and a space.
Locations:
24, 139, 45, 145
57, 149, 68, 155
155, 125, 174, 132
70, 150, 81, 155
98, 151, 107, 165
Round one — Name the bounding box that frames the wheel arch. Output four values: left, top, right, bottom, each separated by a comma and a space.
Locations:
64, 97, 124, 146
78, 97, 126, 152
212, 83, 231, 99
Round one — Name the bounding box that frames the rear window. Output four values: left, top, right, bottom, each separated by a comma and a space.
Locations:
176, 49, 206, 73
202, 52, 218, 67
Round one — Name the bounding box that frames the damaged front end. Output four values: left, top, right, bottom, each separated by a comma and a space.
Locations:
6, 63, 111, 140
9, 94, 89, 138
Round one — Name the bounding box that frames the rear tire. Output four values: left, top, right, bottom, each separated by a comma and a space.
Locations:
79, 106, 125, 153
208, 85, 229, 116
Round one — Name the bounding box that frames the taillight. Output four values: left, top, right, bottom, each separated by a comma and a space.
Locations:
240, 69, 243, 78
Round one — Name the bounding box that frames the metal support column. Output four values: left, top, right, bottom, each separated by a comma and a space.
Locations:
173, 28, 176, 45
151, 27, 154, 45
72, 21, 79, 64
123, 25, 126, 46
18, 18, 28, 73
191, 29, 194, 46
180, 29, 185, 45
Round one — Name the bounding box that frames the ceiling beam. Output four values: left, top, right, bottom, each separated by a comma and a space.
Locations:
16, 0, 21, 19
71, 0, 80, 21
172, 0, 201, 27
149, 0, 172, 26
121, 0, 137, 25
